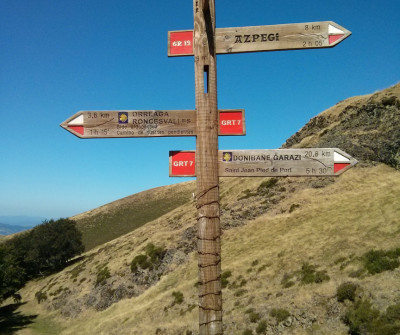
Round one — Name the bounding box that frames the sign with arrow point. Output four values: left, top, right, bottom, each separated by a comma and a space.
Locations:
169, 148, 357, 177
168, 21, 351, 56
61, 109, 245, 138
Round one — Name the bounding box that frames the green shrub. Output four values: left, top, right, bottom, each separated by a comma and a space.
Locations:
242, 329, 253, 335
249, 312, 261, 323
336, 282, 358, 302
270, 308, 290, 323
281, 273, 295, 288
255, 320, 268, 334
172, 291, 184, 305
69, 262, 86, 279
130, 243, 165, 272
221, 270, 232, 289
343, 298, 400, 335
385, 303, 400, 323
299, 262, 330, 284
145, 243, 165, 264
257, 264, 268, 273
238, 189, 258, 200
343, 299, 380, 334
131, 254, 151, 272
234, 288, 247, 297
258, 178, 278, 192
251, 260, 259, 267
95, 266, 111, 286
289, 204, 300, 213
35, 291, 47, 304
363, 249, 400, 274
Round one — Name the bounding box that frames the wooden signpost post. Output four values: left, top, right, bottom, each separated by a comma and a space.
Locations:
193, 1, 222, 333
61, 1, 353, 333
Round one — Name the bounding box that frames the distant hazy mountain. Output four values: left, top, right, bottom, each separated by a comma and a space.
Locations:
0, 215, 46, 227
0, 222, 33, 235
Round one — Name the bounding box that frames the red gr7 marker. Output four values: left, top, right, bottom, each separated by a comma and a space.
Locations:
169, 151, 196, 177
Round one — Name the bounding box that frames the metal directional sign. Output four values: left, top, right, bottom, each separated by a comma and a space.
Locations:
168, 21, 351, 56
169, 148, 358, 177
60, 109, 245, 138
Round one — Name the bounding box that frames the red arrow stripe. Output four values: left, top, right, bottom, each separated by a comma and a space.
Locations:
68, 126, 84, 135
334, 163, 350, 173
329, 34, 344, 45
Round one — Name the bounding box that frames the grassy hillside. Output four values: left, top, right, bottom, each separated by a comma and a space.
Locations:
72, 182, 195, 251
69, 83, 399, 252
10, 164, 400, 335
2, 83, 400, 335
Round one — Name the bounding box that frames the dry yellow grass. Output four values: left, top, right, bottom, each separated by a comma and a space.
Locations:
10, 163, 400, 335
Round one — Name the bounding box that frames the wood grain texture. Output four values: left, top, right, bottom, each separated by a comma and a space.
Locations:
193, 0, 223, 333
60, 110, 245, 138
168, 21, 351, 56
169, 149, 358, 177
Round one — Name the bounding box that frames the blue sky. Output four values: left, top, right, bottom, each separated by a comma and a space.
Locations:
1, 0, 399, 220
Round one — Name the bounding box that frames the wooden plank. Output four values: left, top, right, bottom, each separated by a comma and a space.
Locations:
60, 109, 245, 138
193, 0, 223, 334
169, 149, 358, 177
168, 21, 351, 56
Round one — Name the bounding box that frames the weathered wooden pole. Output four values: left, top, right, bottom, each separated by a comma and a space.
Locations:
193, 0, 222, 334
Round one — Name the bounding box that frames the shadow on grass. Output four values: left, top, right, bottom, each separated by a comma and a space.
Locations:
0, 302, 37, 334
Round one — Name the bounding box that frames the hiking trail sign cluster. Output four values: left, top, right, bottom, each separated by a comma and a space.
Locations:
61, 1, 353, 334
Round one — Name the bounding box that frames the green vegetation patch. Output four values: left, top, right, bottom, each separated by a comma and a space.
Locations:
343, 300, 400, 335
249, 311, 261, 323
363, 248, 400, 274
270, 308, 291, 323
299, 262, 330, 284
69, 262, 86, 280
130, 243, 166, 273
171, 291, 184, 305
95, 266, 111, 287
35, 291, 48, 304
257, 178, 279, 193
336, 282, 359, 303
221, 270, 232, 289
256, 319, 268, 334
289, 203, 300, 213
237, 177, 279, 200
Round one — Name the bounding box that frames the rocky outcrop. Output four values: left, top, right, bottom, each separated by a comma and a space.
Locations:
284, 83, 400, 169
